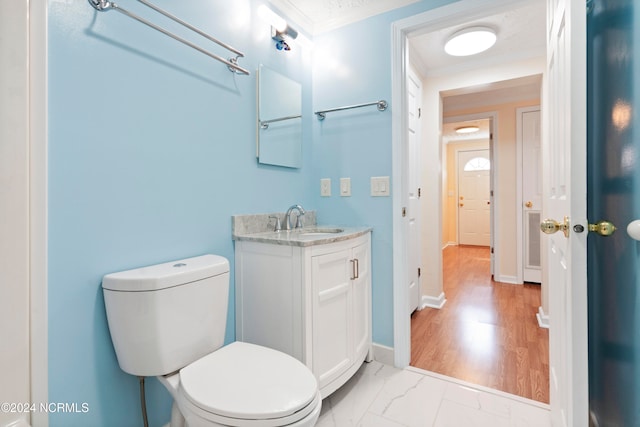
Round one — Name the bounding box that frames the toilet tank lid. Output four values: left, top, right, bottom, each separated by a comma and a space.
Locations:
102, 254, 229, 292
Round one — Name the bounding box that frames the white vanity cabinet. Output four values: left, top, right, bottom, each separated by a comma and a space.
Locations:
234, 231, 371, 398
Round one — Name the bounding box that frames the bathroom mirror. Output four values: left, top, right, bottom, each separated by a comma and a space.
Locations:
257, 65, 302, 168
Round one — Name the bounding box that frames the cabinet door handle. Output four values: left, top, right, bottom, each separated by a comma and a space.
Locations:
351, 258, 359, 280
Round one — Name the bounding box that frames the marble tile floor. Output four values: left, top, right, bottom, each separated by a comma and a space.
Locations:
316, 360, 551, 427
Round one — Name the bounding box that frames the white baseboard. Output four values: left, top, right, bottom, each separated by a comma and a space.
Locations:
372, 343, 395, 366
421, 292, 447, 309
442, 242, 458, 250
536, 306, 549, 329
493, 275, 520, 285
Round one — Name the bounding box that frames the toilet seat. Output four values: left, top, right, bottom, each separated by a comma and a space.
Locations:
178, 342, 320, 426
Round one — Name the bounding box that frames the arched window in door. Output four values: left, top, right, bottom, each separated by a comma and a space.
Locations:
463, 157, 491, 171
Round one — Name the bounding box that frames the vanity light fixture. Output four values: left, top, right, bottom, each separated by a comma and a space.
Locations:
455, 125, 480, 134
257, 4, 299, 51
444, 26, 497, 56
272, 25, 298, 51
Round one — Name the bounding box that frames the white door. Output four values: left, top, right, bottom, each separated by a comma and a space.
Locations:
407, 67, 422, 313
521, 107, 542, 283
458, 150, 491, 246
543, 0, 588, 425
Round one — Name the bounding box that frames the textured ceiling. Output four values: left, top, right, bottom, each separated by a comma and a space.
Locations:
271, 1, 546, 78
408, 2, 546, 77
268, 0, 418, 34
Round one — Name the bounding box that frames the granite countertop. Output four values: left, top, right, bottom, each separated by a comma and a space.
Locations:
233, 226, 372, 247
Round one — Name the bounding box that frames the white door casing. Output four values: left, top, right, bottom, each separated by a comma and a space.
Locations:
488, 127, 495, 276
1, 2, 31, 426
519, 107, 543, 283
457, 149, 491, 246
407, 66, 422, 313
2, 1, 49, 426
445, 113, 497, 274
544, 0, 588, 425
392, 0, 550, 370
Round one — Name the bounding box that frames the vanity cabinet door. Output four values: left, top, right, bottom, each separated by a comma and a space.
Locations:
311, 248, 353, 390
351, 239, 371, 362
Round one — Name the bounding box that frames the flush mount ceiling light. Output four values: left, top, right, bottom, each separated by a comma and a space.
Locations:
444, 26, 497, 56
455, 125, 480, 134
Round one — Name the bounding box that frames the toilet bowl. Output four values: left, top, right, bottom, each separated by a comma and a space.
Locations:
102, 255, 320, 427
159, 342, 321, 427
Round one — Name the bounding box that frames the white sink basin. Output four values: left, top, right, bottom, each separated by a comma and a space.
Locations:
298, 228, 344, 236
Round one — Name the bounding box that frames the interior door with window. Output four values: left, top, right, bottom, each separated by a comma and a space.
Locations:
587, 1, 640, 425
458, 149, 491, 246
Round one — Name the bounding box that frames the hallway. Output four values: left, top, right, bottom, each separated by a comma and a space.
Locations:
411, 245, 549, 403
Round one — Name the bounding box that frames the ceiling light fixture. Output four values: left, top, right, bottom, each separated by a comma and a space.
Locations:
444, 26, 497, 56
455, 125, 480, 134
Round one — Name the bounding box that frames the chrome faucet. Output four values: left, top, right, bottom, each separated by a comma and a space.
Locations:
285, 204, 306, 230
268, 215, 282, 232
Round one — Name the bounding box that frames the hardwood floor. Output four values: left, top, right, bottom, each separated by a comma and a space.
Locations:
410, 245, 550, 403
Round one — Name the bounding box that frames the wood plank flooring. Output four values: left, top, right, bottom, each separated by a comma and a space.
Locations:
410, 245, 550, 403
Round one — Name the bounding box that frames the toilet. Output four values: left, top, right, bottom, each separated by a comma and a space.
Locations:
102, 254, 321, 427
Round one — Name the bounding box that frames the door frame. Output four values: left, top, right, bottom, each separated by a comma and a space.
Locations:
392, 0, 539, 367
443, 112, 497, 277
1, 2, 50, 426
392, 6, 588, 422
30, 1, 49, 426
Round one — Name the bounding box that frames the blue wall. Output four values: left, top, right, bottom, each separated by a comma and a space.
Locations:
309, 1, 452, 349
47, 1, 452, 426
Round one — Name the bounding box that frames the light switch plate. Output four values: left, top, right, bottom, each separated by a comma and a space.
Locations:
320, 178, 331, 197
371, 176, 390, 196
340, 177, 351, 197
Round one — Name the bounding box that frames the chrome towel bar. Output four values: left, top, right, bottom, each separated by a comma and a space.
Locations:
315, 100, 388, 120
88, 0, 250, 75
260, 114, 302, 129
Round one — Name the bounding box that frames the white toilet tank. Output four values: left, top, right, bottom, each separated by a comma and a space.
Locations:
102, 254, 230, 377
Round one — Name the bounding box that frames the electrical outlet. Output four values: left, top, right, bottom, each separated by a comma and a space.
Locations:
320, 178, 331, 197
340, 177, 351, 197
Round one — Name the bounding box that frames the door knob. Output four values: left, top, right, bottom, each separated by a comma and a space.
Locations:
588, 220, 616, 236
627, 220, 640, 240
525, 201, 533, 208
459, 203, 464, 207
541, 217, 570, 238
